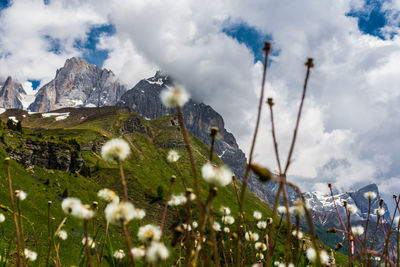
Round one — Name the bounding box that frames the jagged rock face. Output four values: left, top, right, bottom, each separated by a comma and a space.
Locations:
29, 57, 126, 112
5, 138, 83, 172
118, 72, 248, 180
0, 76, 26, 109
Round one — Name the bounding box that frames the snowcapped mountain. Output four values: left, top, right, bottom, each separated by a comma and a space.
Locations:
0, 76, 27, 109
28, 57, 127, 112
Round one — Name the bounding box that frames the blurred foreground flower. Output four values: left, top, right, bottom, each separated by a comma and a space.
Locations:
160, 86, 189, 107
101, 138, 131, 163
201, 163, 233, 187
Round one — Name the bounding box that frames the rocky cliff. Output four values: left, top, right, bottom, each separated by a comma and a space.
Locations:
28, 57, 126, 112
0, 76, 26, 109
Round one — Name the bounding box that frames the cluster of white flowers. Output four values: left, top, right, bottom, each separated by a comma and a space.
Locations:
105, 201, 136, 225
146, 242, 169, 262
253, 211, 262, 220
257, 221, 267, 229
220, 206, 231, 215
375, 208, 385, 216
352, 225, 364, 236
222, 215, 235, 225
201, 163, 233, 187
134, 208, 146, 220
245, 231, 259, 242
138, 224, 162, 243
363, 191, 377, 200
56, 230, 68, 240
167, 150, 180, 162
168, 194, 187, 206
306, 248, 329, 264
98, 188, 120, 203
82, 236, 96, 248
213, 222, 222, 232
0, 214, 5, 223
255, 242, 267, 251
101, 138, 131, 163
113, 249, 125, 260
131, 247, 146, 259
24, 249, 37, 262
291, 230, 304, 239
61, 198, 94, 220
15, 190, 27, 201
160, 86, 189, 107
347, 204, 358, 215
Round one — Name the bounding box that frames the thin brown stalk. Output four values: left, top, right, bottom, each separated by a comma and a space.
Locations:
328, 184, 347, 232
184, 190, 192, 267
160, 176, 175, 235
46, 201, 52, 267
99, 221, 109, 264
236, 42, 271, 267
364, 199, 371, 251
266, 180, 283, 266
117, 160, 129, 201
84, 220, 93, 267
267, 99, 282, 174
209, 216, 220, 267
5, 158, 21, 267
16, 198, 26, 267
122, 223, 136, 267
378, 198, 399, 267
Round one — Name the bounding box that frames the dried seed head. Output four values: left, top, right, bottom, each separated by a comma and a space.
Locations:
327, 228, 337, 233
262, 42, 271, 53
267, 98, 274, 106
250, 163, 273, 182
210, 127, 219, 137
305, 58, 314, 68
335, 243, 343, 250
4, 157, 10, 165
170, 175, 176, 184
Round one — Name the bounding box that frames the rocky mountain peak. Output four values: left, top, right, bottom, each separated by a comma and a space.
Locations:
28, 57, 126, 112
0, 76, 26, 109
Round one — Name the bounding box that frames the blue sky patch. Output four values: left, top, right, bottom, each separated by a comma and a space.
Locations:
223, 22, 275, 63
346, 0, 389, 39
43, 35, 63, 55
28, 80, 41, 90
74, 24, 116, 68
0, 0, 11, 11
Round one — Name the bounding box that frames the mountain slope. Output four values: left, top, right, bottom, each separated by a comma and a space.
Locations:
28, 58, 126, 112
0, 76, 26, 109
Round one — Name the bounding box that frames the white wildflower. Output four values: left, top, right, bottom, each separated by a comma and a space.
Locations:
167, 150, 180, 162
201, 163, 232, 187
75, 204, 95, 220
277, 206, 287, 214
82, 237, 95, 248
278, 263, 294, 267
347, 205, 358, 215
105, 201, 135, 225
133, 208, 146, 220
98, 188, 119, 203
224, 227, 230, 233
364, 191, 377, 200
352, 225, 364, 236
375, 208, 385, 216
101, 138, 130, 163
0, 214, 5, 223
274, 261, 280, 266
222, 215, 235, 225
253, 211, 262, 220
146, 242, 169, 262
24, 249, 37, 262
15, 190, 27, 201
255, 242, 267, 251
113, 249, 125, 259
61, 197, 82, 216
292, 230, 304, 239
160, 86, 189, 107
220, 206, 231, 215
290, 205, 305, 216
131, 247, 145, 258
320, 250, 329, 264
168, 194, 187, 206
56, 230, 68, 240
256, 252, 264, 259
182, 223, 192, 231
192, 221, 198, 229
245, 231, 259, 242
213, 222, 221, 232
257, 221, 267, 229
138, 224, 161, 242
306, 248, 329, 264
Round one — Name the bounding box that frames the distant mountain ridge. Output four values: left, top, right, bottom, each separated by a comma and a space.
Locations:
0, 76, 26, 109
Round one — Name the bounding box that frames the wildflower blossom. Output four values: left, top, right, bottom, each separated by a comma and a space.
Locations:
113, 249, 125, 259
192, 221, 198, 228
290, 205, 305, 216
213, 222, 221, 232
266, 218, 273, 225
256, 252, 264, 259
364, 191, 377, 200
222, 215, 235, 225
253, 211, 262, 220
82, 237, 95, 248
56, 230, 68, 240
347, 204, 358, 215
201, 163, 233, 187
146, 242, 169, 262
167, 150, 180, 162
24, 249, 37, 262
306, 248, 329, 264
278, 263, 294, 267
224, 227, 230, 233
352, 225, 364, 236
220, 206, 231, 215
375, 208, 385, 216
257, 221, 267, 229
255, 242, 267, 251
15, 190, 27, 201
292, 230, 304, 239
98, 188, 119, 203
0, 214, 5, 223
105, 201, 135, 225
62, 197, 82, 216
133, 208, 146, 220
168, 194, 187, 206
101, 138, 130, 163
131, 247, 145, 258
277, 206, 287, 214
160, 86, 189, 107
245, 231, 259, 242
138, 224, 161, 242
75, 204, 95, 220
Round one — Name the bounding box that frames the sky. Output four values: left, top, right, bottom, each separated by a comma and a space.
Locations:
0, 0, 400, 210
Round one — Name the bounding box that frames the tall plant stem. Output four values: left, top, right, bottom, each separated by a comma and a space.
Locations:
5, 158, 21, 267
184, 190, 192, 267
117, 160, 129, 201
84, 220, 92, 267
378, 197, 399, 267
46, 201, 52, 267
99, 221, 109, 264
160, 176, 175, 235
16, 199, 26, 267
122, 224, 136, 267
328, 184, 347, 232
267, 99, 282, 174
235, 42, 271, 266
